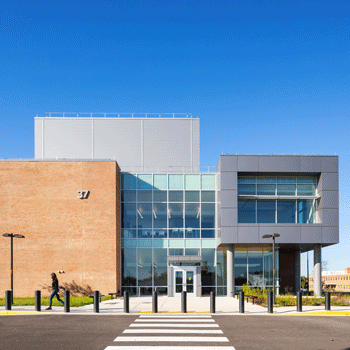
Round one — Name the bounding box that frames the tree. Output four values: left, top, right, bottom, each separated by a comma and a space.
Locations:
301, 276, 308, 290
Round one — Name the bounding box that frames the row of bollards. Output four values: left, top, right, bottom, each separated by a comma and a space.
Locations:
4, 289, 333, 314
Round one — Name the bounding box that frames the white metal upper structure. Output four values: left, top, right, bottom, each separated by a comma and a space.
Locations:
35, 114, 200, 172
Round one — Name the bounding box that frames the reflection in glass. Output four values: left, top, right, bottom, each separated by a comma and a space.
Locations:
154, 249, 167, 286
201, 230, 215, 238
175, 271, 183, 293
153, 190, 167, 202
168, 203, 184, 228
201, 191, 215, 202
238, 184, 256, 195
248, 251, 263, 287
201, 248, 215, 286
169, 229, 184, 238
257, 200, 275, 223
201, 203, 215, 228
277, 200, 296, 223
153, 203, 167, 228
169, 191, 183, 202
186, 271, 194, 293
235, 251, 247, 286
264, 250, 273, 286
138, 174, 153, 189
169, 174, 183, 190
122, 203, 137, 228
201, 174, 215, 190
138, 230, 152, 238
257, 177, 276, 184
169, 248, 184, 255
185, 203, 200, 228
298, 199, 316, 223
153, 229, 167, 238
238, 177, 255, 184
297, 184, 316, 196
138, 190, 152, 202
137, 203, 152, 228
277, 184, 296, 196
138, 248, 152, 286
277, 176, 296, 183
185, 248, 200, 255
238, 200, 256, 223
122, 229, 137, 238
185, 191, 200, 202
185, 229, 200, 238
122, 190, 136, 202
257, 184, 275, 195
122, 248, 137, 286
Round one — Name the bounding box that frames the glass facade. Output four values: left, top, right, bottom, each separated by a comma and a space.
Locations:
238, 176, 317, 223
121, 173, 219, 295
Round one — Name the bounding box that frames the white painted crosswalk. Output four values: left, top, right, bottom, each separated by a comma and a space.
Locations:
104, 314, 235, 350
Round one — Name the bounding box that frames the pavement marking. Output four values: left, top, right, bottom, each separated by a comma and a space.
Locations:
135, 319, 215, 322
0, 311, 44, 315
105, 347, 235, 350
139, 315, 212, 318
130, 323, 220, 327
288, 311, 350, 316
114, 336, 229, 342
123, 329, 223, 334
137, 312, 211, 314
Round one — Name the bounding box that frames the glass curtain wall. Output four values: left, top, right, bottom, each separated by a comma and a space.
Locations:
238, 176, 317, 224
121, 173, 220, 295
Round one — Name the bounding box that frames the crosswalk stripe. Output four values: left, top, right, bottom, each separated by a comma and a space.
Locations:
123, 329, 223, 334
139, 315, 212, 318
114, 336, 229, 342
130, 323, 219, 327
135, 319, 215, 322
105, 347, 235, 350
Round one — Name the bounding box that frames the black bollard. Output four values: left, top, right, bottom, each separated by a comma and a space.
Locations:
5, 290, 11, 311
94, 291, 100, 313
64, 290, 70, 313
124, 291, 129, 313
239, 291, 244, 313
152, 291, 158, 313
297, 291, 302, 312
181, 291, 187, 313
35, 290, 41, 312
268, 291, 273, 313
325, 292, 331, 311
210, 291, 216, 313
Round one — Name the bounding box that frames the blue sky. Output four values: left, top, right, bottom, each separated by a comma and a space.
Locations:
1, 0, 349, 275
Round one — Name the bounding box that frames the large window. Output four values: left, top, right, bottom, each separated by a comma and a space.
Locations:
238, 175, 317, 224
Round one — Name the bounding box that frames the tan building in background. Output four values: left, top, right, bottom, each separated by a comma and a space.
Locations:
309, 268, 350, 292
0, 160, 121, 297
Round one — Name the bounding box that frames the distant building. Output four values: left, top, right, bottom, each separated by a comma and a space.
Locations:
309, 268, 350, 292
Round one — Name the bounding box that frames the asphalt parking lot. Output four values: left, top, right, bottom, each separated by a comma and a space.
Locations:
1, 315, 350, 350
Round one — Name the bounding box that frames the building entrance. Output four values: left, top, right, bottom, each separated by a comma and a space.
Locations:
173, 266, 196, 296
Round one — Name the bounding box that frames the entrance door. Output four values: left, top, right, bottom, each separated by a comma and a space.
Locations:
173, 267, 196, 297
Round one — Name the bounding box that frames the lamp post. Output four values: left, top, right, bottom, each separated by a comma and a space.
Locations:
262, 233, 280, 304
2, 233, 25, 304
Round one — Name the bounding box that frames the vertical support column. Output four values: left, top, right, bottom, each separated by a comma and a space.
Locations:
227, 245, 235, 297
314, 244, 322, 297
295, 250, 301, 294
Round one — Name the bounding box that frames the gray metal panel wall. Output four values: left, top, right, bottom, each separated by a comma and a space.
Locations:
218, 155, 339, 247
35, 117, 200, 170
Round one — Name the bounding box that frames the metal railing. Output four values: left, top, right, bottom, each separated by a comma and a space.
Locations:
43, 112, 195, 119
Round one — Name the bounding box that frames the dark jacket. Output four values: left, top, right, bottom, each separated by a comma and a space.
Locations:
52, 278, 59, 292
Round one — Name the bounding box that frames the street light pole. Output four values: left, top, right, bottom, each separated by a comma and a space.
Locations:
2, 233, 25, 304
262, 233, 280, 304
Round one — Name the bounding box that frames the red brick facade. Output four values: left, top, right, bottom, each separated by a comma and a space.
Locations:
0, 161, 120, 297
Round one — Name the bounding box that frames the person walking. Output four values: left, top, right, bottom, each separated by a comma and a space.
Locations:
46, 273, 65, 310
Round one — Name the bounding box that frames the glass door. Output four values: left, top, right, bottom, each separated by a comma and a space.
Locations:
173, 267, 196, 296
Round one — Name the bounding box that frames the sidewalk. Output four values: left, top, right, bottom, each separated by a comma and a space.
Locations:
1, 296, 350, 315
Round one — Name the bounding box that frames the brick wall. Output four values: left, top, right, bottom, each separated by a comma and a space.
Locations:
0, 161, 120, 297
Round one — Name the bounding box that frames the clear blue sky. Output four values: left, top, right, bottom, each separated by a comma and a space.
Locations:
1, 0, 349, 274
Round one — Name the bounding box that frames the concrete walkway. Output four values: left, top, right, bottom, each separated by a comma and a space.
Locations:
2, 296, 350, 315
